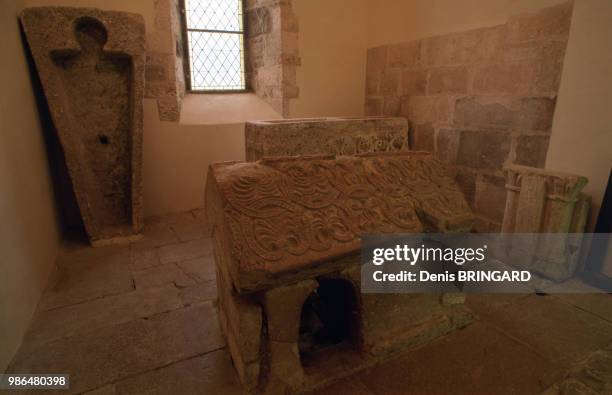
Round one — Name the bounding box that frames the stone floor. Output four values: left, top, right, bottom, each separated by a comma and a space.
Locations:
5, 211, 612, 394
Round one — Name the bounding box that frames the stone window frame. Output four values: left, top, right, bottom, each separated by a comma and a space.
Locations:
179, 0, 250, 94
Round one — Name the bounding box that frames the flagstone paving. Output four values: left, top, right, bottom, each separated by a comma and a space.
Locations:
5, 211, 612, 394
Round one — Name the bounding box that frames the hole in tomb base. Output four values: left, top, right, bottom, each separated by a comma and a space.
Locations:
98, 134, 109, 145
299, 278, 359, 366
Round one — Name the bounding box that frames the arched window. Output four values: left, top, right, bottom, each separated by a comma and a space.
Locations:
182, 0, 246, 91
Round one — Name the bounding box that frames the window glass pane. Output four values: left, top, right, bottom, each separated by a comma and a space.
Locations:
188, 31, 245, 90
185, 0, 243, 32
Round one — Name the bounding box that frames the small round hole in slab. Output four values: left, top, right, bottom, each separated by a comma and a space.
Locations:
98, 135, 109, 145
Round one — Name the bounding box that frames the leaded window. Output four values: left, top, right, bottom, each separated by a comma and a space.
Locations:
183, 0, 246, 91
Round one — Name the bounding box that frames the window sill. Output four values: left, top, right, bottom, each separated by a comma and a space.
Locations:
179, 92, 281, 125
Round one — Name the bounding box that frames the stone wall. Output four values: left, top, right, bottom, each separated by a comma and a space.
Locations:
144, 0, 185, 122
364, 2, 572, 231
245, 0, 300, 116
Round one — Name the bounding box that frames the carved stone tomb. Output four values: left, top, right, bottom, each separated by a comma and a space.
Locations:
205, 152, 475, 393
21, 7, 146, 246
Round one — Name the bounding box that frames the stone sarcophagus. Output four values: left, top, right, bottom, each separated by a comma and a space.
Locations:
21, 7, 145, 246
245, 117, 409, 161
205, 152, 474, 393
501, 165, 590, 280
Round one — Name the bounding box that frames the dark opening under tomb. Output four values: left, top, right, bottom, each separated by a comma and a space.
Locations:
299, 278, 359, 365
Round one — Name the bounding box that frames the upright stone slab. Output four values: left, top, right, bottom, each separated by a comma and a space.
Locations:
245, 117, 409, 161
21, 7, 145, 246
502, 165, 590, 280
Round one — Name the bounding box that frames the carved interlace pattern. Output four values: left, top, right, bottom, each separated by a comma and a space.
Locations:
213, 154, 472, 273
261, 132, 408, 158
246, 120, 409, 161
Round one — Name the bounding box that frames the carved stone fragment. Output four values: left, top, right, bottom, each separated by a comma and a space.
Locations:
245, 117, 409, 161
502, 165, 590, 280
21, 7, 145, 246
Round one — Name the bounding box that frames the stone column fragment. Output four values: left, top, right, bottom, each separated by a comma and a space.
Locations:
262, 279, 317, 391
501, 165, 590, 280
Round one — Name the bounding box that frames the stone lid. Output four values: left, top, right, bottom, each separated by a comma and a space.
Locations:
245, 116, 406, 125
245, 116, 409, 161
206, 152, 474, 293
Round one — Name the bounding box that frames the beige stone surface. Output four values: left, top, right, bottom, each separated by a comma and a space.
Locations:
485, 295, 612, 369
22, 284, 183, 352
245, 0, 300, 116
409, 123, 435, 151
360, 322, 565, 395
216, 264, 263, 390
245, 117, 408, 161
307, 378, 374, 395
130, 216, 180, 251
20, 7, 146, 245
164, 211, 208, 242
264, 279, 318, 343
206, 152, 473, 293
158, 238, 213, 264
265, 341, 305, 391
361, 294, 471, 357
547, 342, 612, 394
176, 255, 216, 283
8, 303, 224, 394
145, 0, 184, 122
427, 66, 469, 94
560, 291, 612, 326
129, 247, 162, 271
132, 263, 197, 289
40, 245, 134, 311
179, 282, 217, 306
216, 269, 263, 363
98, 350, 243, 395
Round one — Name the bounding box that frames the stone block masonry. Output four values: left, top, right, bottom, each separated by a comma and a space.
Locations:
144, 0, 185, 122
245, 0, 300, 116
364, 2, 572, 231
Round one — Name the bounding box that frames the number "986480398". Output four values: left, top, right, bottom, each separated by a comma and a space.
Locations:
0, 374, 69, 389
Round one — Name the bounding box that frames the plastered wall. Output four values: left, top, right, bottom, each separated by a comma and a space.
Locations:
290, 0, 367, 118
0, 0, 62, 372
546, 0, 612, 232
365, 0, 569, 48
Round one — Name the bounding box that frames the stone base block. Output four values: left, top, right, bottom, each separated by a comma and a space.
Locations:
216, 267, 262, 390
